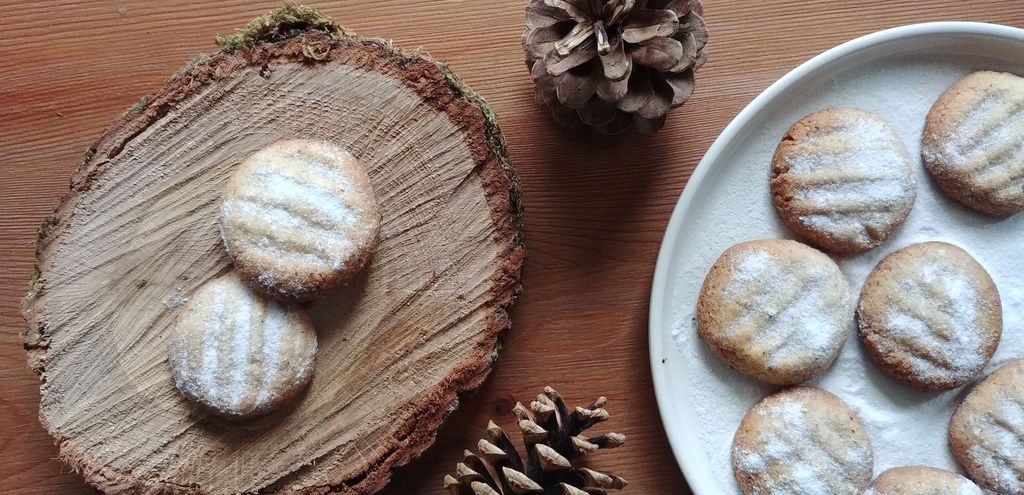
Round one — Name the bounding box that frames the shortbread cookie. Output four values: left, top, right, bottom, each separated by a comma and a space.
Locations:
922, 71, 1024, 215
858, 242, 1001, 391
771, 107, 916, 254
950, 359, 1024, 494
221, 139, 381, 302
168, 273, 318, 419
866, 466, 982, 495
697, 239, 853, 385
732, 387, 873, 495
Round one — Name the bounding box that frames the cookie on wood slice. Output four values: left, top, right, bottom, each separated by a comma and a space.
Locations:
697, 239, 854, 385
771, 107, 916, 254
922, 71, 1024, 215
857, 242, 1001, 392
168, 272, 318, 419
732, 387, 873, 495
20, 6, 525, 493
950, 359, 1024, 494
866, 466, 983, 495
221, 139, 381, 302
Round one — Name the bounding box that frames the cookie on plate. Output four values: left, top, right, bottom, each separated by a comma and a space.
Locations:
865, 466, 982, 495
220, 139, 381, 302
168, 272, 318, 419
732, 387, 873, 495
857, 241, 1001, 391
922, 71, 1024, 215
697, 239, 853, 385
771, 107, 916, 254
949, 359, 1024, 494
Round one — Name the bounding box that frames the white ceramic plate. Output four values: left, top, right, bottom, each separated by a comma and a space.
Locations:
649, 22, 1024, 494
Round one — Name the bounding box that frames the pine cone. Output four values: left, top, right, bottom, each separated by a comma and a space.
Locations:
443, 387, 627, 495
523, 0, 708, 135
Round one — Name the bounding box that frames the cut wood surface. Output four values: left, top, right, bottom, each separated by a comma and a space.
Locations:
12, 13, 525, 495
1, 1, 1022, 494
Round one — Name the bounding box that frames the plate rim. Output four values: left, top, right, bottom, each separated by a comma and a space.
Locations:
647, 21, 1024, 494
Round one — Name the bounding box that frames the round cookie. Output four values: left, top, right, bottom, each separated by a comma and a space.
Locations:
857, 242, 1001, 391
771, 107, 916, 254
220, 139, 381, 302
866, 466, 982, 495
168, 273, 318, 419
697, 239, 854, 385
922, 71, 1024, 216
950, 359, 1024, 494
732, 387, 873, 495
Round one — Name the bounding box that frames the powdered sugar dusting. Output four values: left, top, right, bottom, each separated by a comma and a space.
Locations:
870, 246, 993, 385
963, 395, 1024, 493
959, 481, 985, 495
723, 249, 773, 301
663, 54, 1024, 494
967, 444, 1023, 493
721, 248, 851, 371
780, 113, 917, 250
866, 466, 984, 494
247, 171, 356, 227
169, 274, 318, 417
735, 250, 771, 283
229, 291, 253, 409
225, 198, 355, 268
199, 283, 226, 398
220, 141, 377, 276
277, 151, 356, 190
934, 91, 1023, 167
797, 172, 910, 208
255, 303, 286, 406
164, 288, 189, 309
733, 391, 871, 494
923, 72, 1024, 213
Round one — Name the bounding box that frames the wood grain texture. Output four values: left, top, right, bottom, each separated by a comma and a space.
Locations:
19, 26, 522, 494
1, 1, 1021, 494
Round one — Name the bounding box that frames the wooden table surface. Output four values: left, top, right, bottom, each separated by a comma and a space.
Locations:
1, 1, 1021, 493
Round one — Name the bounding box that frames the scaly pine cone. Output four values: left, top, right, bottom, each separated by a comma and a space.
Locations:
443, 387, 627, 495
523, 0, 708, 135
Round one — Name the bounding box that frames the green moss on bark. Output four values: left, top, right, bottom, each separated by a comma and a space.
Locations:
74, 148, 96, 174
171, 53, 210, 80
28, 264, 41, 294
438, 64, 524, 238
128, 96, 149, 113
216, 4, 340, 52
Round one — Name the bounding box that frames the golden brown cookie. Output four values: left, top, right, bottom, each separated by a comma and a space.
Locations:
922, 71, 1024, 215
949, 359, 1024, 494
865, 466, 982, 495
857, 242, 1001, 392
167, 273, 318, 419
220, 139, 381, 302
771, 107, 916, 254
697, 239, 854, 385
732, 387, 873, 495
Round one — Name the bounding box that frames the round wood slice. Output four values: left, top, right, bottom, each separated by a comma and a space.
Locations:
21, 20, 524, 495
